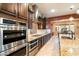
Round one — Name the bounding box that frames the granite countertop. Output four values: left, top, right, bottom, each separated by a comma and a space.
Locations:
28, 32, 50, 42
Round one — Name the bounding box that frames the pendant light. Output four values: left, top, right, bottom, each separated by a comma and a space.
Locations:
69, 16, 74, 21
69, 6, 74, 21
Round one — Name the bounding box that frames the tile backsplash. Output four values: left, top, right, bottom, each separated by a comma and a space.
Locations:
27, 29, 51, 35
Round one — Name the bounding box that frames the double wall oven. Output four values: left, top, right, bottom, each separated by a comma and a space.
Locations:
0, 18, 27, 56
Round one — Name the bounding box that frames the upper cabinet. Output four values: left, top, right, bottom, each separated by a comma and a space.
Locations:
0, 3, 17, 16
28, 3, 35, 13
0, 3, 28, 20
18, 3, 28, 20
28, 3, 35, 29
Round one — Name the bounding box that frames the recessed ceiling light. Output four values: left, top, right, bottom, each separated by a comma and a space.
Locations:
51, 9, 55, 13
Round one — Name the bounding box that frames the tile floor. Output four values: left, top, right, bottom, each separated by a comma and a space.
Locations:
60, 38, 79, 56
36, 36, 60, 56
36, 36, 79, 56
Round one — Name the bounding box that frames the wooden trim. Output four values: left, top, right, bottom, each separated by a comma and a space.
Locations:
48, 13, 79, 21
0, 9, 16, 16
18, 16, 27, 20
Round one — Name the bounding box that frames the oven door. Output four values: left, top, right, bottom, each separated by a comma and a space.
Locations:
2, 30, 26, 52
29, 39, 38, 56
3, 30, 26, 44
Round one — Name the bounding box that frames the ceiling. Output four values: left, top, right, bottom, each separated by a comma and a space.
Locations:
36, 3, 79, 18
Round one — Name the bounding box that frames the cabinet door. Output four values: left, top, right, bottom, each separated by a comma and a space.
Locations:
18, 3, 28, 20
28, 12, 32, 29
0, 3, 17, 16
38, 38, 42, 50
38, 23, 42, 29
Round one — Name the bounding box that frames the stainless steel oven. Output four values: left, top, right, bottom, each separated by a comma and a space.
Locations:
17, 22, 27, 56
29, 39, 38, 56
0, 18, 27, 56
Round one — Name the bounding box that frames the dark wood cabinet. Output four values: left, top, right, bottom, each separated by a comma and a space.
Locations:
38, 37, 43, 50
42, 18, 47, 29
28, 4, 36, 29
0, 3, 17, 16
18, 3, 28, 20
28, 12, 32, 29
38, 34, 51, 50
38, 16, 47, 29
0, 3, 28, 20
37, 22, 43, 29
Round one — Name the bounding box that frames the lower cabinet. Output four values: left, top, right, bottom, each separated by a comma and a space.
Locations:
42, 34, 51, 46
38, 37, 43, 50
7, 46, 26, 56
28, 33, 51, 56
43, 35, 47, 45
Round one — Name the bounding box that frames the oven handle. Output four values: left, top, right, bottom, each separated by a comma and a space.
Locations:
29, 41, 38, 45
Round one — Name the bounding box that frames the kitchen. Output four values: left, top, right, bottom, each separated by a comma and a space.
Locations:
0, 3, 79, 56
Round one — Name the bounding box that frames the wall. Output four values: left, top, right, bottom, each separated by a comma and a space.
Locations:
48, 14, 79, 39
